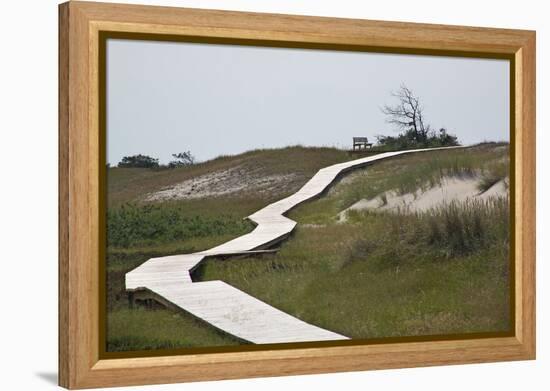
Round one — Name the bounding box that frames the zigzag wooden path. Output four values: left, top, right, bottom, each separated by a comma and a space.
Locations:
126, 146, 462, 344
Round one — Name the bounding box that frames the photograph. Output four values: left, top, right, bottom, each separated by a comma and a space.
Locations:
104, 38, 512, 353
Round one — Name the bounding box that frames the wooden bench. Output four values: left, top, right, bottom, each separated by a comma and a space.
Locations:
353, 137, 373, 150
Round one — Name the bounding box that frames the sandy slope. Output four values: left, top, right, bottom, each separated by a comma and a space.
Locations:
144, 166, 297, 201
338, 176, 508, 221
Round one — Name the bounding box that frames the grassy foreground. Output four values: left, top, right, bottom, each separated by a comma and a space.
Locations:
106, 143, 511, 350
199, 197, 510, 338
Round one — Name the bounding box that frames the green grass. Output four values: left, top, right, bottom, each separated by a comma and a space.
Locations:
107, 308, 243, 351
199, 197, 510, 338
107, 202, 254, 248
106, 143, 511, 350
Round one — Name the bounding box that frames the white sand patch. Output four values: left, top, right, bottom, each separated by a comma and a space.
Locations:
338, 176, 508, 221
144, 166, 298, 201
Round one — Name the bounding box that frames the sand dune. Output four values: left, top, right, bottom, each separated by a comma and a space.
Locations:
338, 176, 508, 221
144, 166, 297, 201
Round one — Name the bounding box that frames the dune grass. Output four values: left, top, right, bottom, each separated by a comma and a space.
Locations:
290, 143, 509, 225
107, 308, 243, 351
199, 197, 510, 338
478, 157, 510, 192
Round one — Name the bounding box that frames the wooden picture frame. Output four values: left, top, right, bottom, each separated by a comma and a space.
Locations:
59, 1, 536, 389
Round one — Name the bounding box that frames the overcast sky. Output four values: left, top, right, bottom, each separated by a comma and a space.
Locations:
107, 39, 509, 165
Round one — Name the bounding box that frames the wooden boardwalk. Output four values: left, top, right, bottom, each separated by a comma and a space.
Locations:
126, 146, 463, 344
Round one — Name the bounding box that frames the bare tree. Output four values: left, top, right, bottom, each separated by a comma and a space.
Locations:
381, 84, 428, 143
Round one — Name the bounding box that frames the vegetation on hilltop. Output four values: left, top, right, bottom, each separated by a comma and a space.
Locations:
375, 84, 460, 150
117, 154, 160, 168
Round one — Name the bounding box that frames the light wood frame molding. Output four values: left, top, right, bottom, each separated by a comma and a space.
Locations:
58, 1, 536, 389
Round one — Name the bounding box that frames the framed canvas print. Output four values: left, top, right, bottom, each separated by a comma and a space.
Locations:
58, 1, 536, 389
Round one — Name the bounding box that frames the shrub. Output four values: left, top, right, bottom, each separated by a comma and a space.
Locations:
375, 128, 460, 151
118, 154, 159, 168
107, 203, 253, 248
168, 151, 195, 168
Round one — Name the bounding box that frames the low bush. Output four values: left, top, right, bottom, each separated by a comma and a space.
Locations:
374, 128, 460, 151
107, 203, 253, 248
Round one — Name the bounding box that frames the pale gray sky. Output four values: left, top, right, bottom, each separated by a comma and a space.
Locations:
107, 39, 509, 165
